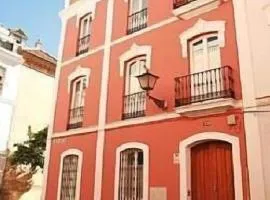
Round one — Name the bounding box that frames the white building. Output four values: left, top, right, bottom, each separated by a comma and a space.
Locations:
234, 0, 270, 199
0, 24, 56, 199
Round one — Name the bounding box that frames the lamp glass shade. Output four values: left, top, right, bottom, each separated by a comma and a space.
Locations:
136, 71, 159, 91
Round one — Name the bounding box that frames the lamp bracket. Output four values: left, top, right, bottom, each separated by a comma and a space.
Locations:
148, 94, 167, 110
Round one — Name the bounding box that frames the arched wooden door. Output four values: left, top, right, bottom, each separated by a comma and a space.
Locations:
191, 141, 235, 200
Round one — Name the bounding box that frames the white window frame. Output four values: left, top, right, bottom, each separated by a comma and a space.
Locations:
79, 13, 91, 39
57, 149, 83, 200
70, 76, 86, 109
179, 19, 225, 58
114, 142, 149, 200
189, 33, 221, 73
68, 66, 91, 93
119, 43, 152, 77
124, 57, 146, 96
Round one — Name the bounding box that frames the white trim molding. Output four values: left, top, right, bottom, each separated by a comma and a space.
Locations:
172, 0, 223, 20
60, 0, 101, 23
42, 14, 68, 200
114, 142, 149, 200
57, 149, 83, 200
179, 132, 243, 200
119, 43, 152, 76
179, 19, 225, 57
68, 66, 91, 92
175, 99, 242, 117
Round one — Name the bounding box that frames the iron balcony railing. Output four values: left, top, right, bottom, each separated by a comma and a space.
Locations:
127, 8, 148, 35
67, 106, 84, 129
175, 66, 234, 107
173, 0, 198, 9
76, 34, 90, 56
122, 91, 147, 120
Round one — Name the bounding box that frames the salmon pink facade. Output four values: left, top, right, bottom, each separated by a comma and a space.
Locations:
44, 0, 251, 200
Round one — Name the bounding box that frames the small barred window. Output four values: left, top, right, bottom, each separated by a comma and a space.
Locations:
60, 155, 79, 200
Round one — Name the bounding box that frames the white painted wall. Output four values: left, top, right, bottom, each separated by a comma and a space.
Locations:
8, 66, 54, 148
0, 60, 21, 153
234, 0, 270, 199
0, 24, 55, 199
245, 0, 270, 98
7, 65, 55, 200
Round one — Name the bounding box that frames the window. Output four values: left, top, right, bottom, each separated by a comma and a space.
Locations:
127, 0, 148, 34
118, 148, 144, 200
122, 57, 147, 119
77, 13, 91, 56
175, 34, 234, 106
59, 155, 79, 200
190, 34, 221, 73
68, 76, 86, 129
0, 67, 6, 95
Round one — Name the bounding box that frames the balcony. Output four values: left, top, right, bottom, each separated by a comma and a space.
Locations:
175, 66, 234, 108
76, 34, 90, 56
173, 0, 197, 9
67, 106, 84, 129
172, 0, 221, 20
122, 91, 147, 120
127, 8, 148, 35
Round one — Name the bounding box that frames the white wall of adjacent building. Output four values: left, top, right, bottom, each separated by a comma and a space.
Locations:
0, 55, 21, 153
234, 0, 270, 199
0, 24, 55, 200
7, 65, 55, 200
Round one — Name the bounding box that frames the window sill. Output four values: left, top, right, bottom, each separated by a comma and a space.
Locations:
172, 0, 222, 20
175, 98, 241, 117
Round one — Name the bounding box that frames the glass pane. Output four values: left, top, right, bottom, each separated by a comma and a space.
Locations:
208, 44, 220, 69
128, 60, 146, 94
130, 0, 140, 13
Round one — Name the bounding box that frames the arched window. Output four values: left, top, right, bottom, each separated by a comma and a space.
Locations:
122, 56, 147, 119
189, 34, 221, 73
0, 66, 6, 95
60, 155, 79, 200
77, 13, 92, 56
68, 76, 87, 129
119, 148, 144, 200
57, 149, 83, 200
114, 143, 149, 200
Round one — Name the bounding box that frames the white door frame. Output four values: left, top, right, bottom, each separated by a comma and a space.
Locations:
179, 132, 243, 200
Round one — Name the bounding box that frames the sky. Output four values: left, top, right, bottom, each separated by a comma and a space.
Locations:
0, 0, 64, 56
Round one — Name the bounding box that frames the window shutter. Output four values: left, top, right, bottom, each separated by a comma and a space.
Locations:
142, 0, 147, 9
130, 0, 140, 13
192, 40, 204, 73
207, 37, 221, 69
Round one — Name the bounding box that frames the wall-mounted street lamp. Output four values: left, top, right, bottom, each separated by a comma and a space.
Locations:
136, 70, 167, 110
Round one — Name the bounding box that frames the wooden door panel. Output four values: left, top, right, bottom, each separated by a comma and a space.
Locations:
191, 141, 234, 200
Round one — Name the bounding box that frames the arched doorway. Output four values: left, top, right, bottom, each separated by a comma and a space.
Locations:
179, 132, 243, 200
191, 141, 235, 200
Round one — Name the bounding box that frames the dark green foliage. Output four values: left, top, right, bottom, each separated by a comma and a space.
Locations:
9, 127, 48, 172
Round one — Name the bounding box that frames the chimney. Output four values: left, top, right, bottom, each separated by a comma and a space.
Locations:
35, 39, 43, 50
